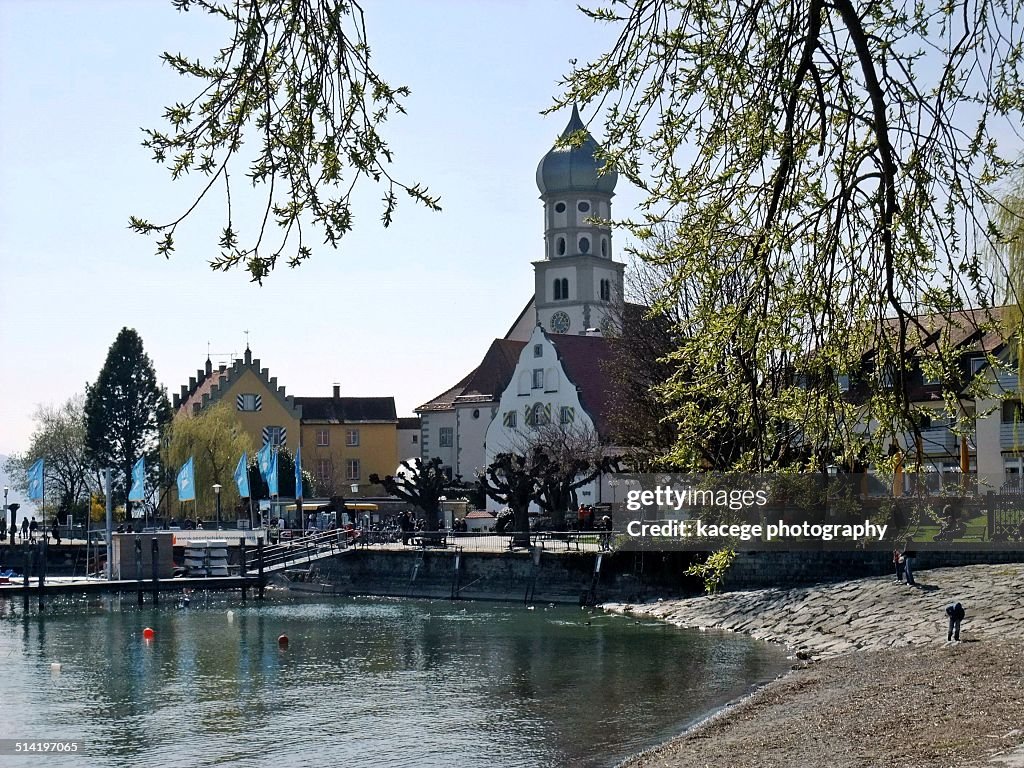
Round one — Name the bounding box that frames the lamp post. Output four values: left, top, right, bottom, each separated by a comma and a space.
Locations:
212, 483, 222, 530
2, 486, 7, 542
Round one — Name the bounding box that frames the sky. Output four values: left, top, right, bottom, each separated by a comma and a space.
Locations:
0, 0, 644, 458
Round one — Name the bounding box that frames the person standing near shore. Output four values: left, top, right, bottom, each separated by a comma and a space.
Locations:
903, 542, 917, 586
946, 602, 966, 641
893, 548, 905, 582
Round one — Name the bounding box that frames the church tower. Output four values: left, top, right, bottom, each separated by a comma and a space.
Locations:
533, 105, 624, 336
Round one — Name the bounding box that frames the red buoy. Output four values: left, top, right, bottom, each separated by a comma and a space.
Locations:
142, 627, 155, 640
277, 634, 289, 648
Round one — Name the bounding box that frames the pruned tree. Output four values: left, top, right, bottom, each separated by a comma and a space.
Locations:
130, 0, 440, 282
369, 456, 446, 531
479, 452, 543, 544
84, 328, 172, 516
509, 421, 619, 529
558, 0, 1024, 470
4, 394, 94, 525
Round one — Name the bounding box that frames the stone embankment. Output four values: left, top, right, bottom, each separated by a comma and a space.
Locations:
604, 562, 1024, 657
607, 563, 1024, 768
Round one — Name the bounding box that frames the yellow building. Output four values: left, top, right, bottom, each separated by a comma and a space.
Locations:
174, 348, 302, 452
296, 388, 399, 497
173, 349, 399, 498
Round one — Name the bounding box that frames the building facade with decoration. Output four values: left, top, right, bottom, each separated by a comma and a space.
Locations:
172, 348, 400, 498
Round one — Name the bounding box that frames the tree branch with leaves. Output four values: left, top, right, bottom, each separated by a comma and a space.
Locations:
131, 0, 440, 282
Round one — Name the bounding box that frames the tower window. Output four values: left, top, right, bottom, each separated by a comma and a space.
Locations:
601, 238, 608, 257
578, 201, 591, 213
600, 279, 611, 301
533, 344, 543, 358
554, 202, 566, 213
553, 278, 569, 300
557, 237, 566, 256
579, 237, 590, 254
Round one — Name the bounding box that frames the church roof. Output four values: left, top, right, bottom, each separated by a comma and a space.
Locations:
416, 339, 526, 411
293, 396, 397, 423
418, 330, 616, 437
544, 332, 615, 435
536, 105, 617, 196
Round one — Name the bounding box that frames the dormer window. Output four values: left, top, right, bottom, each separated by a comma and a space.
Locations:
533, 344, 543, 358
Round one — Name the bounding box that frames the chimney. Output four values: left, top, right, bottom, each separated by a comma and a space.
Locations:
180, 385, 188, 400
173, 393, 180, 409
333, 383, 341, 399
189, 376, 196, 390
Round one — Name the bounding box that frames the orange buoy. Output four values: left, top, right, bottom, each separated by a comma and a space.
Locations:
142, 627, 155, 640
277, 634, 289, 648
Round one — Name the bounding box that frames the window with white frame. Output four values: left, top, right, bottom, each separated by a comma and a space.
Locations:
439, 427, 453, 448
533, 344, 543, 358
317, 459, 333, 484
346, 429, 360, 447
970, 357, 987, 376
346, 459, 360, 481
316, 429, 329, 446
532, 369, 544, 389
264, 426, 284, 447
560, 406, 575, 425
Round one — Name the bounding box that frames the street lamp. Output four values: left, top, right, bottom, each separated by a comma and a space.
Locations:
212, 483, 222, 530
2, 486, 7, 542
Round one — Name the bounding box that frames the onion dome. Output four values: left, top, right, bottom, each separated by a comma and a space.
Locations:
536, 105, 617, 195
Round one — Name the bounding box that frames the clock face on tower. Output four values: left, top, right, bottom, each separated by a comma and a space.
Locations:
551, 311, 571, 334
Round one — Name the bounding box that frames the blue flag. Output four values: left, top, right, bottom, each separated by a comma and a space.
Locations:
177, 457, 196, 502
26, 458, 44, 501
234, 452, 250, 498
294, 446, 303, 500
257, 442, 274, 480
266, 451, 279, 497
128, 457, 145, 502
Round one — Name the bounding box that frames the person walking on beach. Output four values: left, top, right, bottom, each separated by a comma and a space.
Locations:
946, 602, 966, 641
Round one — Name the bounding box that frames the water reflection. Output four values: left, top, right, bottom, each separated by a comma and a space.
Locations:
1, 595, 788, 767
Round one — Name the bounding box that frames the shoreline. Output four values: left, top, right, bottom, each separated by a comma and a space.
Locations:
605, 564, 1024, 768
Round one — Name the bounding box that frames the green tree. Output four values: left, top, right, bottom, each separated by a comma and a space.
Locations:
556, 0, 1024, 470
130, 0, 440, 282
5, 395, 94, 525
163, 402, 254, 518
369, 457, 447, 531
84, 328, 172, 515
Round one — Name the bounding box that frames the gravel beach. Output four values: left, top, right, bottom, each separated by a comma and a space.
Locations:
606, 564, 1024, 768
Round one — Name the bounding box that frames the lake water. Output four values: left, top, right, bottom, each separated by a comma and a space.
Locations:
0, 593, 789, 767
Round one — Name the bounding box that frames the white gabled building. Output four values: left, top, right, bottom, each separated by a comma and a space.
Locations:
483, 325, 615, 510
